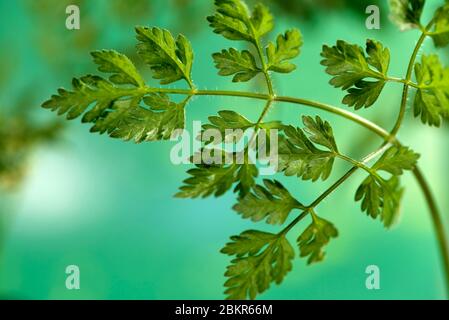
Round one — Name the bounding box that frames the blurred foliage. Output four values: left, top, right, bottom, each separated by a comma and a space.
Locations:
255, 0, 385, 20
0, 105, 63, 191
24, 0, 205, 73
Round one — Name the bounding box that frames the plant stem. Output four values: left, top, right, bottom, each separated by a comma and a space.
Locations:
386, 77, 420, 89
143, 87, 394, 142
391, 21, 433, 136
413, 167, 449, 297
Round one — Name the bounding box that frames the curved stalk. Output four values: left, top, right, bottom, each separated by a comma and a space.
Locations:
391, 21, 434, 136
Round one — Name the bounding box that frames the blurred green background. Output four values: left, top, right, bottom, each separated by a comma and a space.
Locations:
0, 0, 448, 299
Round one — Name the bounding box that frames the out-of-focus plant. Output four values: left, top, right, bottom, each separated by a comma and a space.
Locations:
0, 105, 62, 190
257, 0, 385, 20
42, 0, 449, 299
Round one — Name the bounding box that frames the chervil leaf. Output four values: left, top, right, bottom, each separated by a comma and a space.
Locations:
141, 93, 186, 141
175, 151, 258, 198
42, 75, 136, 121
355, 146, 417, 227
221, 230, 276, 257
200, 110, 254, 145
91, 50, 145, 87
176, 163, 238, 198
89, 93, 185, 142
342, 81, 386, 109
266, 29, 303, 73
297, 212, 338, 264
233, 179, 305, 225
321, 39, 390, 109
278, 116, 337, 181
135, 27, 194, 86
42, 75, 186, 143
389, 0, 425, 31
222, 232, 294, 300
373, 146, 420, 175
413, 54, 449, 127
355, 175, 404, 228
213, 49, 261, 82
302, 115, 338, 151
207, 0, 274, 43
431, 3, 449, 48
234, 162, 258, 196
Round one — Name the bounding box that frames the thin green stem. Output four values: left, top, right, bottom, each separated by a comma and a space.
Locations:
386, 76, 420, 89
252, 36, 275, 97
413, 167, 449, 297
391, 20, 434, 136
142, 87, 395, 142
336, 153, 380, 179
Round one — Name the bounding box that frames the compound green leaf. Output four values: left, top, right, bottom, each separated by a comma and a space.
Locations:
212, 49, 261, 82
266, 29, 303, 73
431, 3, 449, 47
91, 50, 145, 87
373, 146, 420, 175
321, 39, 390, 109
42, 75, 133, 122
221, 230, 276, 257
233, 179, 305, 225
175, 151, 258, 198
355, 175, 404, 228
91, 93, 185, 142
278, 116, 337, 181
175, 163, 238, 199
207, 0, 274, 43
222, 232, 294, 300
297, 213, 338, 264
413, 54, 449, 127
135, 27, 194, 86
200, 110, 254, 145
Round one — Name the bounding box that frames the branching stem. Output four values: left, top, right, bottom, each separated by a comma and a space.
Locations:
139, 22, 449, 296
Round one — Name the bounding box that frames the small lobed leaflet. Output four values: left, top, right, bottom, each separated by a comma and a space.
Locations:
321, 39, 390, 109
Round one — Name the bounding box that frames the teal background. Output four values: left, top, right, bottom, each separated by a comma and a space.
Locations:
0, 0, 448, 299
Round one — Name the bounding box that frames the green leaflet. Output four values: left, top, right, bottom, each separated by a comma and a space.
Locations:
278, 116, 338, 181
42, 43, 191, 142
213, 49, 261, 82
266, 29, 303, 73
207, 0, 274, 43
389, 0, 425, 31
373, 146, 420, 175
175, 150, 258, 198
413, 54, 449, 127
84, 93, 185, 142
235, 161, 259, 196
355, 146, 419, 228
222, 231, 294, 300
209, 1, 301, 76
42, 75, 134, 121
135, 26, 194, 86
199, 110, 281, 146
91, 50, 145, 87
200, 110, 253, 144
297, 213, 338, 264
431, 3, 449, 48
355, 175, 404, 228
42, 74, 186, 143
221, 230, 277, 257
321, 39, 390, 109
233, 179, 305, 225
